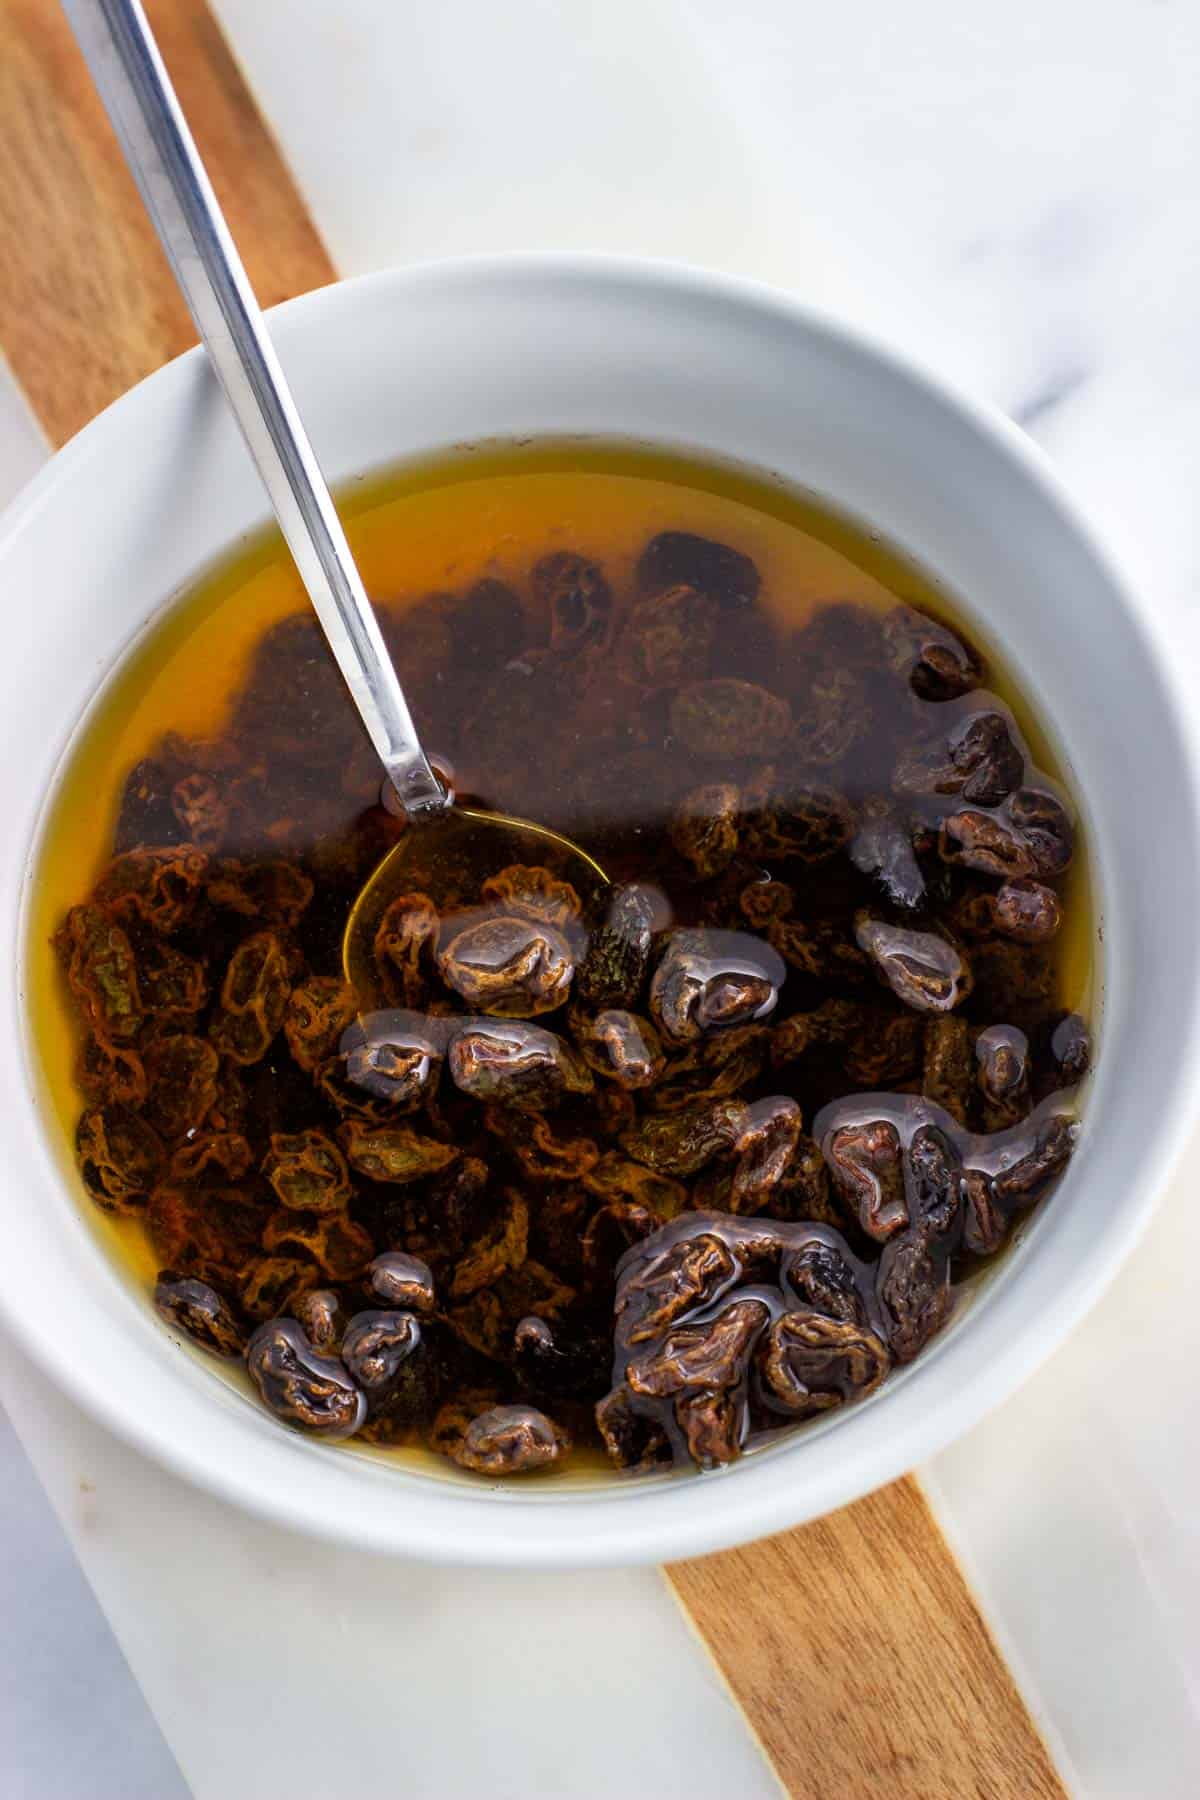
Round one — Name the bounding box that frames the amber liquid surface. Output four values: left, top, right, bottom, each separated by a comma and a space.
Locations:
26, 442, 1095, 1482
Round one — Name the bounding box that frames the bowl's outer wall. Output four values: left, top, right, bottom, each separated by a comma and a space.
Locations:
3, 258, 1198, 1564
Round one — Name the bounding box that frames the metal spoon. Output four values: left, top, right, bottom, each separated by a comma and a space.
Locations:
65, 0, 608, 1003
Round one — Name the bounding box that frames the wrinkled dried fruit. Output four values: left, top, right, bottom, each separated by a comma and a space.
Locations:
989, 1111, 1078, 1211
991, 878, 1063, 943
1008, 787, 1074, 876
499, 1112, 600, 1182
262, 1208, 374, 1280
154, 1271, 244, 1358
245, 1318, 365, 1438
883, 603, 982, 700
571, 1008, 665, 1089
616, 1231, 736, 1345
617, 584, 717, 686
895, 708, 1022, 807
976, 1025, 1031, 1131
147, 1183, 263, 1283
649, 1023, 769, 1114
942, 787, 1073, 884
284, 977, 359, 1072
670, 679, 791, 760
263, 1129, 352, 1212
727, 1096, 803, 1214
922, 1016, 973, 1127
341, 1309, 421, 1404
291, 1288, 346, 1352
480, 864, 582, 931
238, 1255, 320, 1322
611, 1209, 892, 1476
139, 940, 207, 1019
650, 929, 785, 1044
782, 1238, 872, 1324
619, 1100, 747, 1178
958, 878, 1063, 944
594, 1385, 671, 1471
341, 1010, 444, 1111
855, 914, 972, 1014
366, 1251, 436, 1316
764, 1133, 836, 1225
636, 530, 760, 611
940, 808, 1035, 879
675, 1386, 742, 1465
373, 892, 439, 1008
534, 551, 613, 655
441, 1292, 508, 1361
739, 878, 794, 929
94, 846, 208, 934
1049, 1014, 1091, 1088
143, 1034, 220, 1142
209, 931, 292, 1064
448, 1018, 591, 1109
771, 1000, 864, 1066
77, 1105, 163, 1212
876, 1231, 952, 1362
577, 883, 657, 1008
949, 710, 1024, 805
961, 1166, 1006, 1256
740, 769, 853, 862
76, 1041, 145, 1115
669, 783, 740, 878
449, 1191, 529, 1298
906, 1123, 964, 1239
438, 915, 574, 1017
169, 1132, 254, 1184
582, 1153, 688, 1219
451, 1404, 570, 1475
58, 905, 143, 1043
628, 1295, 769, 1398
826, 1119, 908, 1240
766, 917, 867, 984
339, 1120, 458, 1185
759, 1311, 890, 1416
115, 755, 182, 851
791, 664, 873, 766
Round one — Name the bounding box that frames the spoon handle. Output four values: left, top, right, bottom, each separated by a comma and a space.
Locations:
62, 0, 447, 817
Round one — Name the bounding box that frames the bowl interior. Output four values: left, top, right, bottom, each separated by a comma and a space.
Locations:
3, 258, 1197, 1563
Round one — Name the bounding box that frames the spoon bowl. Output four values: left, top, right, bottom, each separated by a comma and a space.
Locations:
343, 808, 610, 1006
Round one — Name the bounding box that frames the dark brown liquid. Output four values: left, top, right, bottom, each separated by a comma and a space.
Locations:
28, 442, 1095, 1480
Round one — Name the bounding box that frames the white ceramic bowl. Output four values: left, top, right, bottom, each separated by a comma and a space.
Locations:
4, 257, 1199, 1565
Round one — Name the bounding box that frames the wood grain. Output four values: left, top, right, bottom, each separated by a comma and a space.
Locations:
669, 1477, 1064, 1799
0, 0, 334, 448
0, 7, 1064, 1797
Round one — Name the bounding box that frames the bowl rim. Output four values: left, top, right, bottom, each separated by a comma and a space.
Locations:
4, 250, 1200, 1566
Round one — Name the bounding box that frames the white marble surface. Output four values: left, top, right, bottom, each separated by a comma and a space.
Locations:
0, 1380, 188, 1799
4, 0, 1200, 1793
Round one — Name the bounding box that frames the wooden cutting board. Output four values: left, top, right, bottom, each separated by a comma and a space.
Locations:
0, 6, 1064, 1794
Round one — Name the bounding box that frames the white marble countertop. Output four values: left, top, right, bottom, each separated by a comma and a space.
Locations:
3, 1, 1199, 1793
